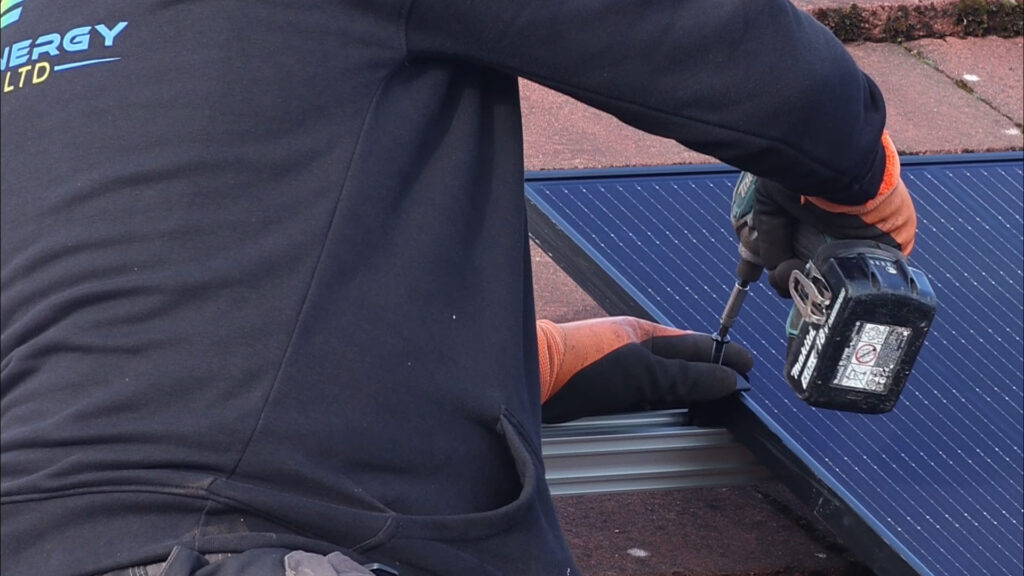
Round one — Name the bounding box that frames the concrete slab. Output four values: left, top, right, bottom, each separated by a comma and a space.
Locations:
906, 35, 1024, 125
522, 41, 1022, 175
848, 42, 1023, 153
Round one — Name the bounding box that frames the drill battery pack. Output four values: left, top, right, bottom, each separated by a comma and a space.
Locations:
785, 240, 937, 414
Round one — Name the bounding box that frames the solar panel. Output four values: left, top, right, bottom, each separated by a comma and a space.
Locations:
526, 153, 1024, 576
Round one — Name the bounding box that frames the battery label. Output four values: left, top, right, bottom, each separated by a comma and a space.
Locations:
832, 321, 912, 393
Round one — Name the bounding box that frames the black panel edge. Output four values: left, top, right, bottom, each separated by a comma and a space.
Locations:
526, 162, 739, 183
525, 190, 654, 321
898, 150, 1023, 165
724, 402, 922, 576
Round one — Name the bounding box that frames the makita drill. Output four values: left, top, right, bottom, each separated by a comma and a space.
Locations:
712, 173, 937, 414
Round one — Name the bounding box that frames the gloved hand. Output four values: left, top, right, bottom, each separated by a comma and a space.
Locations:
731, 132, 917, 298
536, 317, 754, 424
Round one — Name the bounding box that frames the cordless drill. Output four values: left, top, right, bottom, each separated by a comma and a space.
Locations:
713, 174, 937, 414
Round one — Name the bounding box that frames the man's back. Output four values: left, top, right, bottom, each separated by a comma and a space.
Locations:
2, 3, 570, 574
2, 1, 887, 574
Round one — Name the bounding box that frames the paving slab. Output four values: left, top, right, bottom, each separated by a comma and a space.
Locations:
906, 35, 1024, 125
522, 41, 1022, 174
848, 42, 1023, 153
520, 80, 715, 172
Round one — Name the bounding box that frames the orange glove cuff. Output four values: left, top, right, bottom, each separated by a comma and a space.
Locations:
805, 132, 916, 255
537, 319, 567, 403
536, 318, 690, 403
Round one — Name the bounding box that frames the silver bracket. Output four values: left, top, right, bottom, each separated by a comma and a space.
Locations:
790, 263, 832, 325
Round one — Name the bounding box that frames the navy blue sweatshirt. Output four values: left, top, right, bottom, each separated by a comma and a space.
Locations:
1, 1, 885, 574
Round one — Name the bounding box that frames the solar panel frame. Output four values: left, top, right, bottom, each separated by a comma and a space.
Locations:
525, 152, 1024, 576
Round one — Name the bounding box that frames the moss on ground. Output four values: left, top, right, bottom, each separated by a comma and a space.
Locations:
814, 4, 868, 42
955, 0, 1024, 37
813, 0, 1022, 41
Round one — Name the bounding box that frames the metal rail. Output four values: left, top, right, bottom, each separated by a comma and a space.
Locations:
541, 410, 770, 496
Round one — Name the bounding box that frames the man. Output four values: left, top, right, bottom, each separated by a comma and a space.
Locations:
1, 0, 914, 574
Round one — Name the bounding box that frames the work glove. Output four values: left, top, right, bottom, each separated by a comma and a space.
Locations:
732, 132, 917, 298
536, 317, 754, 424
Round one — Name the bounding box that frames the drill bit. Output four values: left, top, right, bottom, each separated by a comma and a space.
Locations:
711, 259, 763, 364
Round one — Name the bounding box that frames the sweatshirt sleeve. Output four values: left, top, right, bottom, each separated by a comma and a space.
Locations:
404, 0, 887, 206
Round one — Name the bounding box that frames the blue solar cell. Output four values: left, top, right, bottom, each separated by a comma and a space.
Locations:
526, 154, 1024, 576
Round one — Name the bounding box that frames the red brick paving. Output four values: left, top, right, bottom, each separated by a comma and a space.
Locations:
848, 42, 1023, 153
906, 36, 1024, 125
521, 41, 1023, 173
520, 80, 714, 172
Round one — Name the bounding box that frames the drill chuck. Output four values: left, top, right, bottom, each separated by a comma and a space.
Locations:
717, 280, 751, 339
711, 260, 764, 364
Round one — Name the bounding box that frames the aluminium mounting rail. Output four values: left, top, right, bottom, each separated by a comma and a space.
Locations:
540, 410, 769, 496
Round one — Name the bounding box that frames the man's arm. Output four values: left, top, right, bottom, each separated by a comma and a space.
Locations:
404, 0, 886, 205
